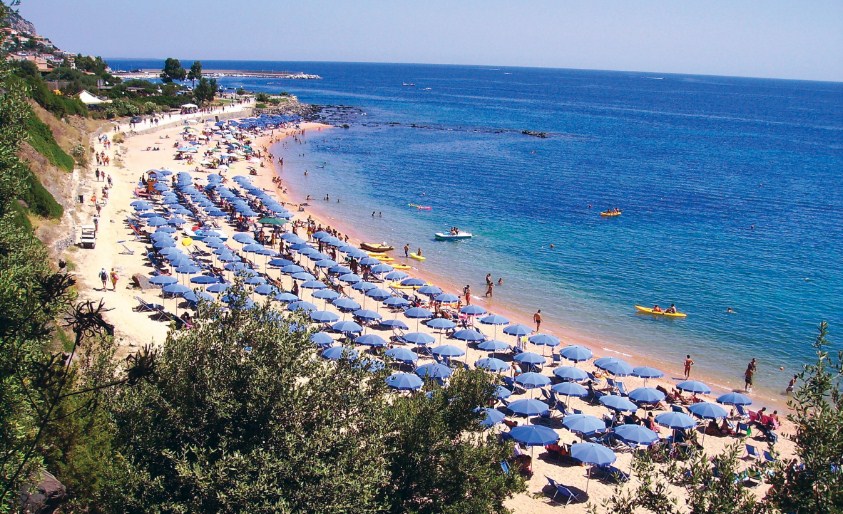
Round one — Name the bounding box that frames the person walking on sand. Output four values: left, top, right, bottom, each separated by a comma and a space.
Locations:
744, 358, 757, 392
463, 284, 471, 305
684, 355, 695, 379
533, 309, 542, 332
98, 268, 108, 291
110, 268, 119, 291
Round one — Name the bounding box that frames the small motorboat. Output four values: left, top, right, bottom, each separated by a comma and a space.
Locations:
408, 203, 432, 210
435, 231, 473, 241
600, 210, 622, 217
360, 242, 394, 253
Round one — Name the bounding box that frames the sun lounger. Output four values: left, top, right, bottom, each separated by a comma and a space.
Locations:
118, 240, 135, 255
616, 381, 629, 397
545, 476, 578, 505
134, 296, 164, 313
596, 464, 630, 483
745, 444, 760, 460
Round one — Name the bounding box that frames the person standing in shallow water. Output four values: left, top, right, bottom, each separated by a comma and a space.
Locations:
533, 310, 542, 332
404, 243, 409, 258
684, 355, 694, 379
744, 358, 757, 392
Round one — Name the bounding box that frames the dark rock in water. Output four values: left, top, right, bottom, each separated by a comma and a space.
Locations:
521, 130, 548, 138
19, 470, 67, 514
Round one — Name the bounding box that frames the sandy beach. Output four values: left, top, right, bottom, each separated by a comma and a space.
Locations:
71, 110, 798, 512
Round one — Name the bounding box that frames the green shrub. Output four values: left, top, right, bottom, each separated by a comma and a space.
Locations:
20, 167, 63, 219
25, 114, 74, 172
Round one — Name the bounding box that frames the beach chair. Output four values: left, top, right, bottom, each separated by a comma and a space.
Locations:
134, 296, 164, 313
605, 377, 617, 393
735, 404, 749, 419
500, 461, 511, 475
672, 404, 686, 414
118, 240, 135, 255
763, 450, 777, 464
545, 476, 579, 506
596, 464, 630, 483
745, 444, 760, 460
616, 381, 629, 397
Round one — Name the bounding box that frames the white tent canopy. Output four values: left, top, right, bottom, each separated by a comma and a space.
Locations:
181, 103, 199, 109
78, 90, 112, 105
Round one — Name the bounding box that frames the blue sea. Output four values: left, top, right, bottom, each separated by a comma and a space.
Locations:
111, 60, 843, 396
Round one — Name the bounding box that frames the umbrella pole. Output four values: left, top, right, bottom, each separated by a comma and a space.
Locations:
586, 466, 591, 493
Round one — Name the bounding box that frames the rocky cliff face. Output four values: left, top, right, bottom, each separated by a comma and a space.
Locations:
4, 8, 38, 36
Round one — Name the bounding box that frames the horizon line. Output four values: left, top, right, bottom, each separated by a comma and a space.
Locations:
101, 57, 843, 85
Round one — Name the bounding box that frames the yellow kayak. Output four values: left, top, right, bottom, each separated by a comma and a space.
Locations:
601, 210, 622, 217
409, 253, 426, 261
635, 305, 687, 318
392, 263, 412, 270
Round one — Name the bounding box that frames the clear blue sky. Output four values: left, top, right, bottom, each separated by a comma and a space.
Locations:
18, 0, 843, 81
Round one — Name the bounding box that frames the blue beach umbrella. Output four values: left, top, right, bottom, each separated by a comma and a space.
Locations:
332, 320, 363, 334
551, 381, 588, 398
563, 414, 605, 436
415, 363, 453, 379
600, 395, 638, 413
560, 345, 593, 363
716, 392, 752, 406
503, 324, 532, 337
206, 283, 230, 294
475, 357, 510, 372
513, 352, 546, 366
146, 216, 168, 227
365, 287, 392, 301
287, 300, 317, 312
379, 319, 409, 330
190, 275, 219, 285
322, 346, 358, 361
477, 339, 509, 352
571, 442, 617, 492
386, 372, 424, 391
553, 366, 589, 382
425, 318, 456, 331
655, 411, 697, 430
529, 333, 560, 347
403, 307, 434, 319
162, 283, 190, 296
385, 347, 418, 364
478, 407, 506, 428
452, 329, 485, 342
515, 372, 551, 390
150, 275, 177, 286
254, 284, 276, 296
494, 385, 512, 400
244, 276, 266, 285
300, 280, 327, 290
595, 357, 633, 377
402, 332, 435, 346
312, 289, 340, 301
434, 293, 460, 303
417, 285, 442, 296
688, 402, 729, 419
614, 424, 659, 446
328, 264, 353, 275
631, 366, 664, 379
355, 334, 388, 347
507, 398, 549, 417
480, 314, 510, 326
431, 345, 465, 358
384, 270, 409, 281
310, 310, 340, 323
233, 233, 257, 244
353, 309, 382, 322
460, 305, 487, 316
509, 425, 559, 447
274, 292, 299, 303
676, 380, 711, 394
351, 281, 377, 292
310, 332, 335, 347
339, 273, 362, 284
370, 263, 394, 274
291, 272, 316, 282
628, 387, 666, 404
400, 277, 425, 287
281, 264, 305, 274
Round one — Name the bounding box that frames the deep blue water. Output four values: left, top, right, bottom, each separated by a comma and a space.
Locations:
111, 60, 843, 394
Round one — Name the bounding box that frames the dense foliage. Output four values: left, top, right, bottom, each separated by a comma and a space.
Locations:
24, 113, 74, 171
99, 288, 523, 513
160, 57, 186, 83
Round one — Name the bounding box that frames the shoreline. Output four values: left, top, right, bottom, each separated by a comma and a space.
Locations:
261, 129, 792, 413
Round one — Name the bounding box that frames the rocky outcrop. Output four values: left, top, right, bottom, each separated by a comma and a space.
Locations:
18, 470, 67, 514
4, 8, 38, 36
